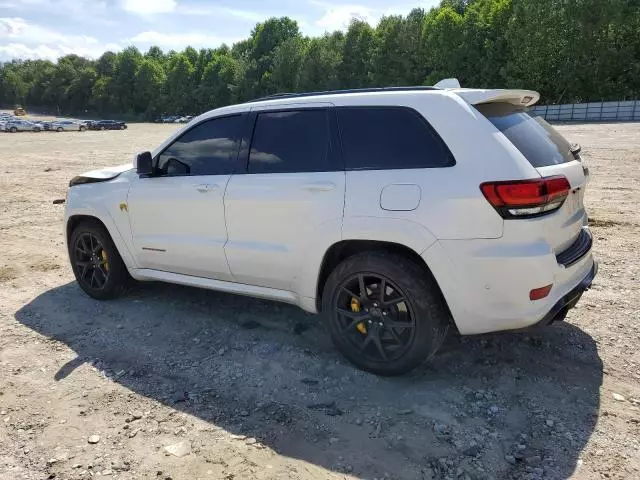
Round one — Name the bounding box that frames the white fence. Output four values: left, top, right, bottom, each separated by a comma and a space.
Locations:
529, 101, 640, 122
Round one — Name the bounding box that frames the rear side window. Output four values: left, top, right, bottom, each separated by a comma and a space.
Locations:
248, 110, 330, 173
475, 103, 574, 168
337, 107, 454, 170
156, 115, 241, 176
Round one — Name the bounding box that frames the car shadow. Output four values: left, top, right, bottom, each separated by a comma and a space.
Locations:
14, 281, 602, 479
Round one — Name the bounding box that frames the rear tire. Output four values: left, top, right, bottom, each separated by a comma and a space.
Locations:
322, 251, 450, 376
79, 125, 86, 132
10, 127, 17, 133
69, 220, 130, 300
56, 127, 63, 132
100, 126, 105, 131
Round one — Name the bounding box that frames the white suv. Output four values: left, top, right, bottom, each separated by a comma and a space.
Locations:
64, 84, 596, 375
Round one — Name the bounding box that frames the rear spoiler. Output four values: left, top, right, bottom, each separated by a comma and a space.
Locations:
432, 78, 540, 107
452, 89, 540, 107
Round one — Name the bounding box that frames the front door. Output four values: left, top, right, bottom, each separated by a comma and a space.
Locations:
128, 114, 243, 281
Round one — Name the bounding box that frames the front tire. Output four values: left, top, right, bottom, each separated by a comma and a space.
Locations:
322, 252, 450, 376
10, 127, 17, 133
79, 125, 86, 132
100, 126, 105, 131
56, 127, 63, 132
69, 220, 130, 300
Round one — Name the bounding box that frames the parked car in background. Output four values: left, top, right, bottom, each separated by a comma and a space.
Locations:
51, 120, 87, 132
175, 116, 193, 123
4, 120, 42, 132
89, 120, 127, 130
14, 106, 26, 116
161, 115, 180, 123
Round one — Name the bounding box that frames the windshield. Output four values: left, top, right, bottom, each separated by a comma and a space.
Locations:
475, 103, 574, 168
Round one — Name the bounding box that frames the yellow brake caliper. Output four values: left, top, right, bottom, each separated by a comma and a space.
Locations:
101, 249, 109, 271
351, 297, 367, 334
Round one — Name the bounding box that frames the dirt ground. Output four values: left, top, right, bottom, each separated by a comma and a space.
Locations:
0, 122, 638, 480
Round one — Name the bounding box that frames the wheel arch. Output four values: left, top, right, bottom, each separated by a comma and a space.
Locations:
66, 214, 107, 246
315, 239, 454, 329
65, 210, 136, 269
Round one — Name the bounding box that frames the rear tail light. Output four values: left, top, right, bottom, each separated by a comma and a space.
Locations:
480, 176, 571, 218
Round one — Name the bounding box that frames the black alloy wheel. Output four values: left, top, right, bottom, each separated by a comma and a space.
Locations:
73, 232, 110, 291
322, 251, 450, 375
69, 220, 131, 300
334, 273, 416, 363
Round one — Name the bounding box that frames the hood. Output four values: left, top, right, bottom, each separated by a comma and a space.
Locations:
69, 163, 133, 187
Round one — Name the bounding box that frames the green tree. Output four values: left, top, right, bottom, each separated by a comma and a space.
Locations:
43, 57, 78, 114
422, 5, 465, 85
2, 6, 640, 113
245, 17, 302, 96
0, 65, 28, 105
113, 46, 142, 112
340, 20, 376, 88
95, 51, 117, 77
198, 53, 241, 108
135, 58, 166, 116
271, 37, 307, 93
371, 13, 427, 86
67, 66, 97, 113
299, 33, 343, 92
144, 46, 165, 62
165, 53, 195, 113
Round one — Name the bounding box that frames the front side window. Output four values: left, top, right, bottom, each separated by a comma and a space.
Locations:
156, 115, 242, 176
248, 109, 330, 174
337, 107, 455, 170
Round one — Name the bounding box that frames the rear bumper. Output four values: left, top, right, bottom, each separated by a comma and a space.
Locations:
422, 227, 597, 335
523, 259, 597, 328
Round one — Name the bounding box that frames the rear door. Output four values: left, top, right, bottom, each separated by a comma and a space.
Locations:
224, 106, 345, 291
475, 103, 588, 253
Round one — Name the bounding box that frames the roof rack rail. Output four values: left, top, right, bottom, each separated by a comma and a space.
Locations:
245, 86, 440, 103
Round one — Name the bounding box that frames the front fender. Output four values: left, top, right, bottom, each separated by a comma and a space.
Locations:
64, 177, 135, 269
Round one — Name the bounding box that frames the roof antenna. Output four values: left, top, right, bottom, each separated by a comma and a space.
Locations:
434, 78, 461, 89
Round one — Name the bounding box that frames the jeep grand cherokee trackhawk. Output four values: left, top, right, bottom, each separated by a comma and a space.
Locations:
63, 82, 596, 375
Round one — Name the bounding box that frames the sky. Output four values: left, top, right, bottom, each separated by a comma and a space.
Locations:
0, 0, 440, 62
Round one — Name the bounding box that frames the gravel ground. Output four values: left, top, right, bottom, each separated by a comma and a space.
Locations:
0, 122, 638, 480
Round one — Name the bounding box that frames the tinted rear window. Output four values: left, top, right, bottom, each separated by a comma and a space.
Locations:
476, 103, 574, 168
337, 107, 454, 170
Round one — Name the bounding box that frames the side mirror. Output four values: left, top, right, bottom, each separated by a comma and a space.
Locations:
135, 151, 153, 175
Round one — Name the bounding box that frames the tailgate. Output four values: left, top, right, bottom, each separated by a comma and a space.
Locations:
475, 102, 588, 253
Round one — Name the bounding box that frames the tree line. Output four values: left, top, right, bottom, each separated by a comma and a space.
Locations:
1, 0, 638, 118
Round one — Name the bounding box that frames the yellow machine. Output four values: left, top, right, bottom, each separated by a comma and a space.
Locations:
14, 106, 26, 116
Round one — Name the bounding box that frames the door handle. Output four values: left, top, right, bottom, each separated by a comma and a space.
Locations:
195, 184, 218, 193
302, 181, 336, 192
